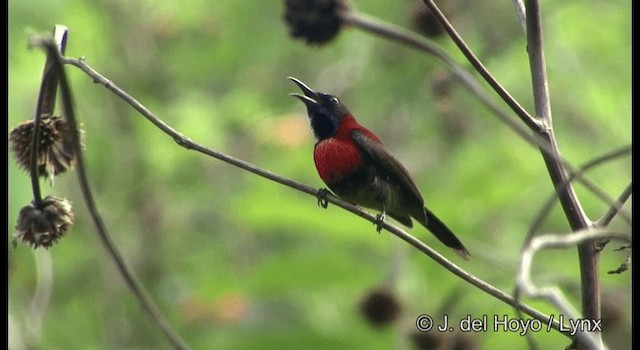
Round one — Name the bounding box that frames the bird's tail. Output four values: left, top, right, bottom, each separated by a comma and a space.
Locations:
414, 207, 470, 260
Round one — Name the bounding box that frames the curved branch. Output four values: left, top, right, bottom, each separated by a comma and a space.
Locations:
63, 56, 573, 337
516, 228, 630, 350
32, 37, 190, 350
27, 27, 68, 205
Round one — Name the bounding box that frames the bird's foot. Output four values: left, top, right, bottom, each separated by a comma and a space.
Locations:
317, 188, 330, 209
374, 212, 386, 233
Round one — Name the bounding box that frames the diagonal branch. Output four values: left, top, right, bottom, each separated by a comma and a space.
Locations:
526, 146, 632, 247
341, 11, 543, 137
63, 56, 573, 337
420, 0, 539, 131
597, 182, 632, 227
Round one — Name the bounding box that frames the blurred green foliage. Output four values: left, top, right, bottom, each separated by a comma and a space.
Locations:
9, 0, 631, 349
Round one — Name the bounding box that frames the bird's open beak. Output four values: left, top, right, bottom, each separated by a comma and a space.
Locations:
288, 76, 320, 107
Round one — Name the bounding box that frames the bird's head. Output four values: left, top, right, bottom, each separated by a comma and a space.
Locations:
289, 76, 351, 141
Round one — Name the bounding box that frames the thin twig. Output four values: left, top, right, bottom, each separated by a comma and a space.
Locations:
33, 37, 189, 350
62, 56, 574, 337
526, 146, 632, 247
597, 182, 632, 227
594, 181, 632, 252
420, 0, 539, 131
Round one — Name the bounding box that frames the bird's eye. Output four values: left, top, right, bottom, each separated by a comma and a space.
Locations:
330, 97, 339, 104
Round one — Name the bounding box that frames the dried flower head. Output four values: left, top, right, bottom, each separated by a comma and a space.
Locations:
359, 288, 402, 327
283, 0, 350, 45
14, 195, 75, 249
9, 115, 77, 180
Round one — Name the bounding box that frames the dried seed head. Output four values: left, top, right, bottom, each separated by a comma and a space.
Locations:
283, 0, 349, 45
410, 5, 445, 38
359, 288, 402, 327
9, 115, 77, 179
14, 195, 75, 249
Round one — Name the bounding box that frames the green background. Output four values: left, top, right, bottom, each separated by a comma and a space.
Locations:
9, 0, 631, 349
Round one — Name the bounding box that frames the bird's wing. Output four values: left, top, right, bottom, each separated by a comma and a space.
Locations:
351, 130, 425, 206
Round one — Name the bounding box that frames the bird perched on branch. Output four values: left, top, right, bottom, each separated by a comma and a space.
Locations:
289, 77, 469, 260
